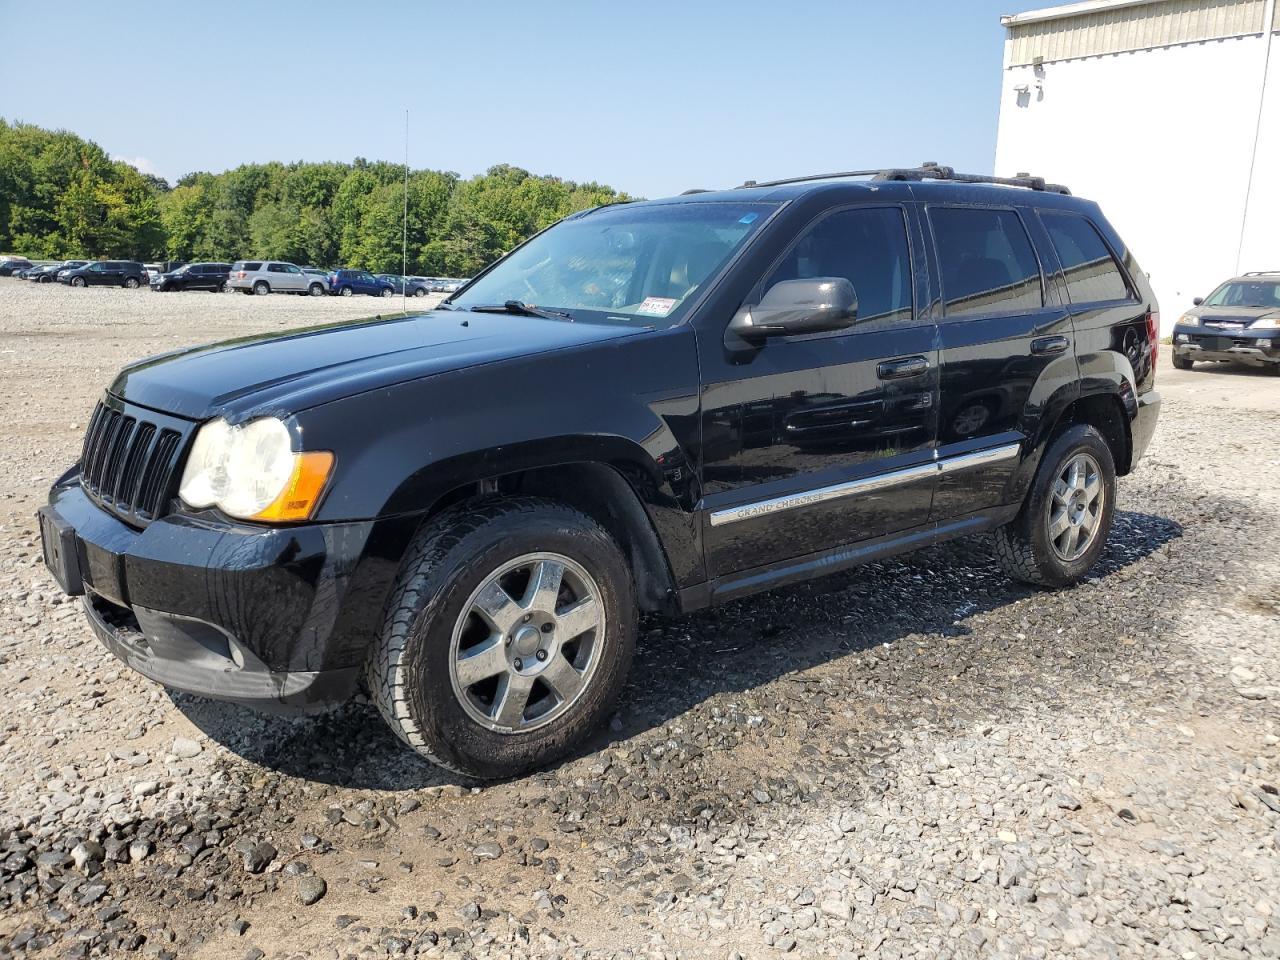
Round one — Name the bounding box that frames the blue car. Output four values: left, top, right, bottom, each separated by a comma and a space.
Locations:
328, 269, 394, 297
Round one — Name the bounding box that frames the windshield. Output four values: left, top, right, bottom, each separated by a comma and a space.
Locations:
450, 201, 775, 328
1204, 280, 1280, 309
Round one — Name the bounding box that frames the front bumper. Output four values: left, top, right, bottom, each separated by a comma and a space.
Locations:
1173, 328, 1280, 365
39, 474, 405, 713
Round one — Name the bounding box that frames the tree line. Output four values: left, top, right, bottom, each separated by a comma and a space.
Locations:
0, 119, 632, 276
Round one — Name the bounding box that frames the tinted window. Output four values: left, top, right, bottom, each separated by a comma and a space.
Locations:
1041, 212, 1131, 303
241, 261, 262, 271
930, 208, 1043, 318
268, 263, 286, 273
764, 206, 913, 327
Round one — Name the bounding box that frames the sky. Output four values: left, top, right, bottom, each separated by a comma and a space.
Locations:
0, 0, 1055, 199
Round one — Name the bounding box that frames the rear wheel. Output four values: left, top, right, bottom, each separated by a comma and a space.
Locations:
124, 277, 140, 289
994, 424, 1115, 588
367, 498, 635, 779
1171, 353, 1194, 370
340, 286, 353, 297
253, 281, 269, 296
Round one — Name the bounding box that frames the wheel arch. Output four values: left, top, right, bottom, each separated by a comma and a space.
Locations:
404, 457, 680, 615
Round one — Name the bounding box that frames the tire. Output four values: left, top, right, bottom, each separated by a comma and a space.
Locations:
339, 286, 353, 297
413, 287, 427, 297
994, 423, 1116, 588
1171, 353, 1194, 370
215, 282, 226, 293
367, 497, 636, 779
381, 287, 394, 298
124, 277, 140, 289
253, 281, 270, 296
71, 276, 86, 288
309, 283, 325, 297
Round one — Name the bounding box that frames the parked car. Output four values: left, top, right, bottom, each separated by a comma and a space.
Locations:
329, 268, 394, 297
228, 261, 327, 296
377, 274, 430, 297
57, 260, 148, 288
0, 257, 34, 277
151, 262, 232, 292
302, 267, 329, 283
38, 163, 1160, 779
28, 260, 88, 282
1171, 271, 1280, 374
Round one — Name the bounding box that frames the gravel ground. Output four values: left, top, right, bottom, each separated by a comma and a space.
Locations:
0, 277, 1277, 960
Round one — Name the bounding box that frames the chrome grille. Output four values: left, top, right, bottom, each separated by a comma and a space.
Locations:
80, 400, 189, 526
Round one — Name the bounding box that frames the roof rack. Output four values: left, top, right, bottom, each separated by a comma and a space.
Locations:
1242, 270, 1280, 277
738, 162, 1071, 195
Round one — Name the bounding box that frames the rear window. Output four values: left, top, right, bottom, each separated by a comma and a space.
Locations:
1040, 212, 1132, 303
235, 261, 262, 271
930, 207, 1044, 319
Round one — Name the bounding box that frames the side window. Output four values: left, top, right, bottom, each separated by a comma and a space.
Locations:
930, 207, 1043, 319
268, 263, 286, 273
1040, 212, 1132, 303
285, 265, 301, 274
763, 206, 913, 328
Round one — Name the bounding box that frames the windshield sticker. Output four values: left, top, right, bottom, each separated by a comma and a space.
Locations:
637, 297, 678, 317
738, 212, 759, 224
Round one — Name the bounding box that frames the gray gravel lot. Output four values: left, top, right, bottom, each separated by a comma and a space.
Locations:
0, 277, 1277, 959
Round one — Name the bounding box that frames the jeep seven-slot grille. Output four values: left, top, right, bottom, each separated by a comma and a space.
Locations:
80, 401, 187, 525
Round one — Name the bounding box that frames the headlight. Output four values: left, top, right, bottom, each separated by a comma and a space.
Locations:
1178, 313, 1199, 327
1251, 316, 1280, 329
179, 417, 333, 522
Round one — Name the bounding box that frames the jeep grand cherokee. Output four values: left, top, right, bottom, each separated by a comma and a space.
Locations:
38, 164, 1161, 779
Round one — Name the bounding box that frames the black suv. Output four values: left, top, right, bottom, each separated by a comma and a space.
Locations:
1171, 271, 1280, 373
58, 260, 148, 288
38, 165, 1160, 779
151, 262, 233, 293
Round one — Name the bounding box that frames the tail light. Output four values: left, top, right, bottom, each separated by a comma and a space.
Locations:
237, 271, 246, 279
1146, 309, 1159, 370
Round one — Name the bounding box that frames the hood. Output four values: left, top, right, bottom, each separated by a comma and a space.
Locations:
108, 309, 646, 421
1189, 305, 1280, 325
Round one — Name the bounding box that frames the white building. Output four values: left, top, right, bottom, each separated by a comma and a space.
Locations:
994, 0, 1278, 332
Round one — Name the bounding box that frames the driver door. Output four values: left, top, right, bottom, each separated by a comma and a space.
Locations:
697, 204, 939, 579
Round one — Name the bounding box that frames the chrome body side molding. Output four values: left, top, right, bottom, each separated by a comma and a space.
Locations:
708, 442, 1021, 527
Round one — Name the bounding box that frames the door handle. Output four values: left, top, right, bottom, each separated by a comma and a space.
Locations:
877, 356, 930, 380
1031, 335, 1070, 356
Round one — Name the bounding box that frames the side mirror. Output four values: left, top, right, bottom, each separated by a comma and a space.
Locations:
728, 277, 858, 341
1192, 297, 1204, 306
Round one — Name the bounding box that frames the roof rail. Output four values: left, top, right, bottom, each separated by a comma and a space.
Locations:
738, 162, 1071, 195
1242, 270, 1280, 276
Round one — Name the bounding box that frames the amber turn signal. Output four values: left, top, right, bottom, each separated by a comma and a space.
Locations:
251, 451, 335, 522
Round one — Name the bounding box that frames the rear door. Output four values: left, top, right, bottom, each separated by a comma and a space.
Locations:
924, 204, 1075, 520
698, 203, 939, 577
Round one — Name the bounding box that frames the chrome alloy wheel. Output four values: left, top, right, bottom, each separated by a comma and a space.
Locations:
1047, 452, 1104, 562
449, 552, 604, 734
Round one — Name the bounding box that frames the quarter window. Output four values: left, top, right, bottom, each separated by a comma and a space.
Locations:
1040, 212, 1132, 303
930, 208, 1043, 318
763, 207, 913, 327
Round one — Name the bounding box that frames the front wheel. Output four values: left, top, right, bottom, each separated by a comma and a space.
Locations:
413, 287, 427, 298
309, 283, 325, 297
1171, 353, 1194, 370
71, 276, 86, 288
367, 498, 636, 779
381, 287, 394, 298
994, 424, 1116, 588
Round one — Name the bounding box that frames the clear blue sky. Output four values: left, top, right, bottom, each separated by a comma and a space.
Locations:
0, 0, 1052, 198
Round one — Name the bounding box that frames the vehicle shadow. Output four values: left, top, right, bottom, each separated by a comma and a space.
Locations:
170, 508, 1182, 791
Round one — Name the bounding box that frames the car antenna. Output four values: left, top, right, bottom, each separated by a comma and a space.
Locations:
402, 108, 409, 315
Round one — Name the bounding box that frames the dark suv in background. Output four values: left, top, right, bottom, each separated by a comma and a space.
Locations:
39, 164, 1159, 780
151, 262, 233, 293
1171, 271, 1280, 373
58, 260, 148, 288
329, 268, 394, 297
